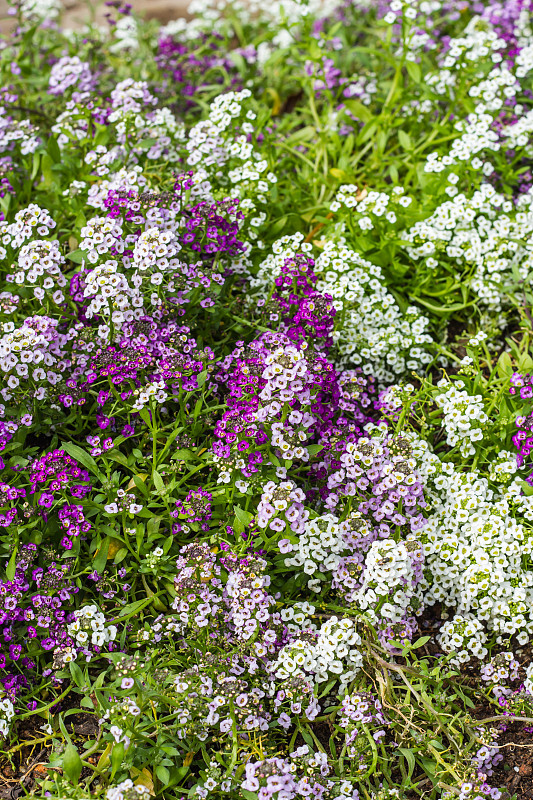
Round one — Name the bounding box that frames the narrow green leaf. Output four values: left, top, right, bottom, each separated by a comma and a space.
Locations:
62, 743, 82, 785
406, 60, 421, 83
62, 442, 101, 477
6, 547, 17, 582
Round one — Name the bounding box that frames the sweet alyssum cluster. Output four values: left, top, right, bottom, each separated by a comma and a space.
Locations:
3, 1, 533, 799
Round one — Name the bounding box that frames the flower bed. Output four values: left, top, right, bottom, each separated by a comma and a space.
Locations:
2, 0, 533, 798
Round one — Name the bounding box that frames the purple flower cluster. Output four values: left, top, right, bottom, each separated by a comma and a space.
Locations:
338, 691, 388, 773
509, 372, 533, 481
241, 745, 360, 800
0, 544, 79, 696
172, 487, 213, 533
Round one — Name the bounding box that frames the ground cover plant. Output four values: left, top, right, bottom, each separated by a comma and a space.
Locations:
5, 0, 533, 797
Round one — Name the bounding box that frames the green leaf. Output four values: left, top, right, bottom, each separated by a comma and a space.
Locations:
138, 407, 152, 427
399, 748, 416, 780
329, 168, 349, 181
197, 370, 208, 388
156, 765, 170, 785
234, 506, 254, 526
398, 130, 412, 150
114, 548, 128, 564
6, 547, 17, 582
153, 470, 165, 493
62, 442, 101, 477
193, 397, 203, 419
117, 597, 151, 617
110, 741, 125, 778
147, 516, 162, 536
411, 635, 430, 649
344, 98, 373, 123
31, 153, 41, 180
47, 137, 61, 163
65, 249, 85, 264
406, 60, 421, 83
497, 351, 513, 379
174, 449, 195, 461
93, 537, 110, 573
270, 216, 287, 235
133, 474, 150, 498
105, 449, 129, 467
521, 480, 533, 497
62, 743, 82, 785
68, 661, 84, 688
40, 152, 55, 188
518, 353, 533, 372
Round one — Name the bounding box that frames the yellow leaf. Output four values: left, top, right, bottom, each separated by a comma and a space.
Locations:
266, 88, 282, 115
97, 742, 112, 771
183, 752, 195, 767
107, 540, 122, 560
127, 473, 148, 491
131, 767, 155, 797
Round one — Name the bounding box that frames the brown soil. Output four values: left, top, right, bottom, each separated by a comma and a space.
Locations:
0, 0, 190, 31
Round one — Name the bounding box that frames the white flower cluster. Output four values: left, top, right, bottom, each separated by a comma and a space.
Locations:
51, 103, 91, 150
420, 17, 533, 175
435, 379, 488, 457
251, 234, 433, 382
270, 410, 315, 461
439, 19, 506, 72
83, 260, 143, 336
329, 185, 412, 228
0, 693, 14, 738
0, 204, 55, 251
106, 779, 150, 800
424, 107, 500, 173
187, 0, 342, 29
502, 105, 533, 151
525, 662, 533, 695
402, 183, 533, 309
10, 239, 67, 303
67, 604, 117, 661
489, 450, 519, 485
186, 89, 276, 212
410, 434, 533, 647
0, 323, 48, 369
109, 16, 139, 53
314, 239, 432, 380
344, 75, 377, 105
84, 145, 122, 178
274, 615, 363, 690
0, 109, 40, 156
382, 0, 417, 25
131, 380, 168, 411
132, 227, 181, 273
356, 537, 421, 623
20, 0, 60, 20
438, 615, 488, 665
283, 514, 346, 592
142, 107, 186, 162
0, 316, 61, 401
80, 217, 125, 265
516, 43, 533, 77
